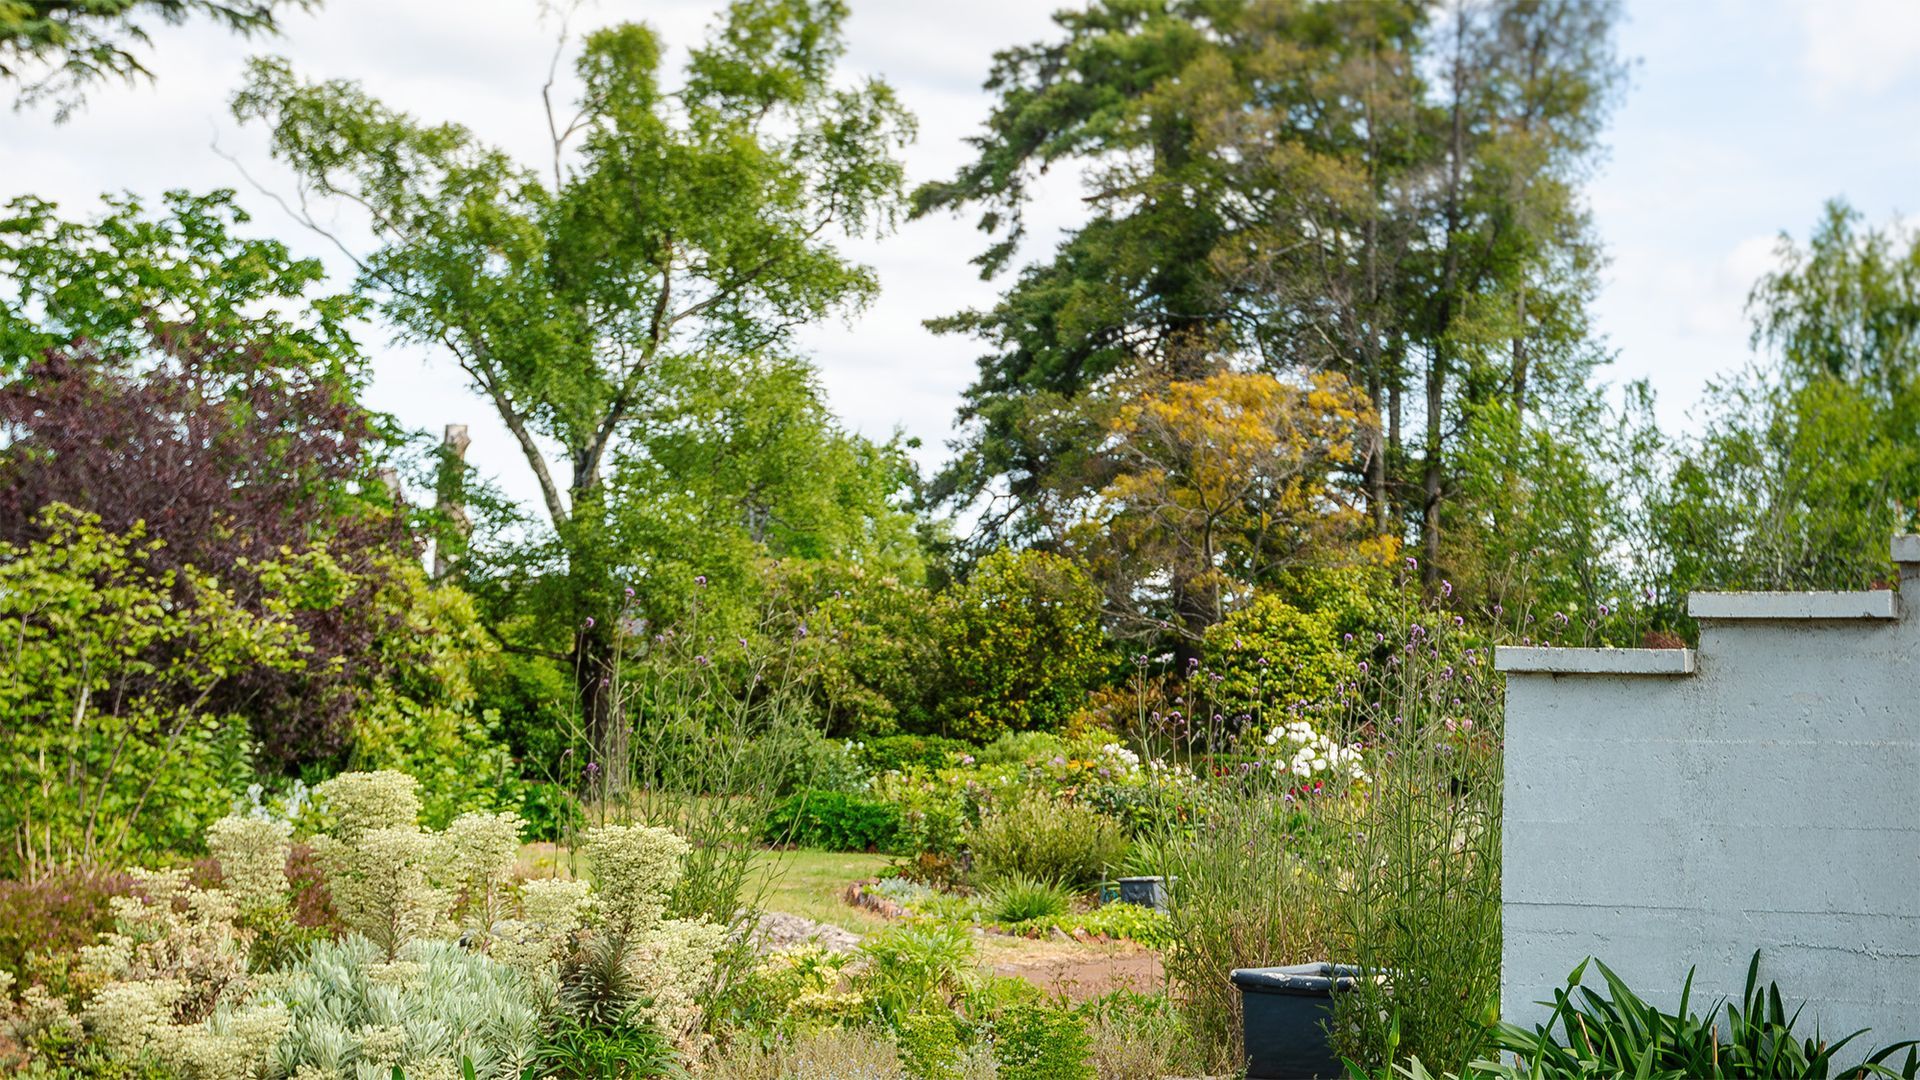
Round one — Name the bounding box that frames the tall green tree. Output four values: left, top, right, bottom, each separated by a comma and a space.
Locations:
1403, 0, 1622, 585
0, 0, 311, 120
1655, 202, 1920, 600
1196, 0, 1428, 531
913, 0, 1238, 545
232, 0, 914, 777
918, 0, 1624, 599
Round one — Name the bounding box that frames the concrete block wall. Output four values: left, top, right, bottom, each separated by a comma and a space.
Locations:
1495, 537, 1920, 1049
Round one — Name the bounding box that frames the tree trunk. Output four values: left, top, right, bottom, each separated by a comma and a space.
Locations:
434, 423, 472, 580
1511, 284, 1530, 423
1366, 360, 1388, 533
1169, 574, 1213, 669
1422, 341, 1444, 587
565, 466, 626, 795
573, 622, 626, 796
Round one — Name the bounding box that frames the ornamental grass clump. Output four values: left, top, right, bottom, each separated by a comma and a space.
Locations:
965, 795, 1127, 890
982, 874, 1074, 927
1324, 590, 1504, 1075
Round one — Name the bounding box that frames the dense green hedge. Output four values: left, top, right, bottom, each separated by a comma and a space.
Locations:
761, 790, 903, 852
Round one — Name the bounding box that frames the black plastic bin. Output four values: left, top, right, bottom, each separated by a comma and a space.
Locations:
1116, 875, 1169, 911
1230, 962, 1362, 1080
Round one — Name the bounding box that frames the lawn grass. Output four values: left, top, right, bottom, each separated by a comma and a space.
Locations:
516, 839, 891, 934
748, 848, 894, 934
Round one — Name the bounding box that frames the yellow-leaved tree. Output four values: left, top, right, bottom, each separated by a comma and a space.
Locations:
1078, 369, 1395, 646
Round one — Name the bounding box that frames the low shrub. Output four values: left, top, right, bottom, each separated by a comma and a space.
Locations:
763, 791, 902, 852
924, 548, 1111, 742
975, 731, 1069, 766
982, 875, 1074, 926
992, 1002, 1094, 1080
711, 945, 861, 1038
0, 868, 132, 995
1200, 583, 1370, 725
966, 796, 1127, 890
881, 778, 968, 859
896, 1011, 967, 1080
1080, 991, 1202, 1080
855, 921, 977, 1027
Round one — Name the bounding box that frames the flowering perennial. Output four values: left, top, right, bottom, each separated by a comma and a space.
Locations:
42, 772, 723, 1078
1262, 719, 1368, 781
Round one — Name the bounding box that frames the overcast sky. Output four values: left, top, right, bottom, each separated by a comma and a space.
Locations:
6, 0, 1920, 513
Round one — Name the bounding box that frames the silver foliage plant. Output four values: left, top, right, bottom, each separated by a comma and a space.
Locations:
40, 769, 722, 1079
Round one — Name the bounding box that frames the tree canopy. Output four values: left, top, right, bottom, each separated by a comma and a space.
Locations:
916, 0, 1626, 605
231, 0, 917, 776
0, 0, 311, 119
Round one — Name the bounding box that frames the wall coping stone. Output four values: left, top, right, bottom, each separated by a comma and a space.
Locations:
1894, 535, 1920, 564
1687, 591, 1897, 620
1495, 646, 1696, 676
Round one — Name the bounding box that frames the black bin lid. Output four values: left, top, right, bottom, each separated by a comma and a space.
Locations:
1230, 962, 1365, 996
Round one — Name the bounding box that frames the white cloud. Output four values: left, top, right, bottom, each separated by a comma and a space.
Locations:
1796, 0, 1920, 100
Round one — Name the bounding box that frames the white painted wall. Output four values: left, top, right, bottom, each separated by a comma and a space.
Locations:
1495, 537, 1920, 1051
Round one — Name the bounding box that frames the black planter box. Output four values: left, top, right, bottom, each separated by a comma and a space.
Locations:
1230, 962, 1362, 1080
